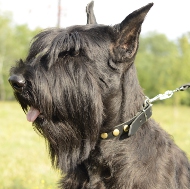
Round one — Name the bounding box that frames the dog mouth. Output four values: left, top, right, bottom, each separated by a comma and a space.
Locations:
26, 106, 41, 122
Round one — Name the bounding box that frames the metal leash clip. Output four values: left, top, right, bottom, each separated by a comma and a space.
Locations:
178, 83, 190, 91
149, 90, 176, 103
147, 83, 190, 104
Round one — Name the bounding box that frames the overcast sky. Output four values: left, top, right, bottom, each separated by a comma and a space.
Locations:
0, 0, 190, 40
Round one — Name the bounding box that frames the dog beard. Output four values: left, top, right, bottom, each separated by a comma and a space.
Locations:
11, 55, 104, 172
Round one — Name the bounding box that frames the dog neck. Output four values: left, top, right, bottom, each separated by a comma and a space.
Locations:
100, 64, 149, 140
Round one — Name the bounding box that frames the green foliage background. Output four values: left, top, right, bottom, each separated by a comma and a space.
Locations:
0, 10, 190, 105
136, 32, 190, 106
0, 8, 190, 189
0, 11, 40, 100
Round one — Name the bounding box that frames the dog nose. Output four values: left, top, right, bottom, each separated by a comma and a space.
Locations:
8, 75, 25, 92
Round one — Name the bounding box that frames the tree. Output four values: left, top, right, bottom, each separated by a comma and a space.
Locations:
0, 12, 14, 100
0, 11, 40, 100
136, 32, 179, 97
177, 33, 190, 105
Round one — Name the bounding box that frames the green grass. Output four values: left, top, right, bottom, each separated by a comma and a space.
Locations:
0, 101, 59, 189
0, 101, 190, 189
152, 104, 190, 159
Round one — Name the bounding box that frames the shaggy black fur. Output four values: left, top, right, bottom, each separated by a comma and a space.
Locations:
9, 2, 190, 189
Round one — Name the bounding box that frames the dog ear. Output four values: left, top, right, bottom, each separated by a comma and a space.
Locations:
112, 3, 153, 63
86, 1, 97, 24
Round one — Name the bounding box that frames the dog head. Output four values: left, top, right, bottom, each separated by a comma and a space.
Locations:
9, 2, 153, 172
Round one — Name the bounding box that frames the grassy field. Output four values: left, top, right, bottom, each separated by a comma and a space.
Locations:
152, 104, 190, 157
0, 101, 59, 189
0, 101, 190, 189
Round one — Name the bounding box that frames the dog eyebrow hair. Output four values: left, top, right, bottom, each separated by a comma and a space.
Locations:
48, 31, 83, 66
26, 29, 84, 67
51, 31, 81, 54
26, 28, 62, 61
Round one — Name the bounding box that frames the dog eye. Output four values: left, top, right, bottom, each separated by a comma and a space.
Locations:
58, 51, 68, 58
40, 54, 48, 64
58, 50, 79, 58
69, 50, 79, 57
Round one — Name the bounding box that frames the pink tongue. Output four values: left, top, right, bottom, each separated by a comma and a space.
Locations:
26, 106, 40, 122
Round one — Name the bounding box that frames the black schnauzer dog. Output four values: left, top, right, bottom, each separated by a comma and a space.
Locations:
9, 2, 190, 188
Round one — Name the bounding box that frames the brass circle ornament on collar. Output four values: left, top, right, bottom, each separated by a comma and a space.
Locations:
100, 100, 152, 140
